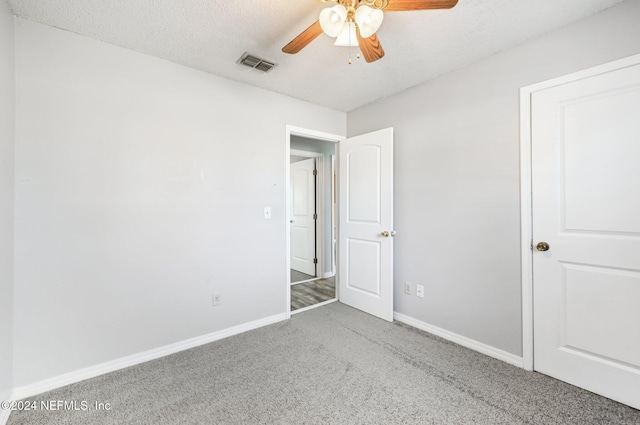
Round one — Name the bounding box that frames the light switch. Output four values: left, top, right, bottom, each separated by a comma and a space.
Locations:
264, 207, 272, 219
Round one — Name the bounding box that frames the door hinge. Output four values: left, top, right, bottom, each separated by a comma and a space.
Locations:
313, 213, 318, 220
313, 169, 318, 176
313, 258, 318, 264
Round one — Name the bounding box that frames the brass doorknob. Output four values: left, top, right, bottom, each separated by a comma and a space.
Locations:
381, 231, 390, 237
536, 242, 550, 251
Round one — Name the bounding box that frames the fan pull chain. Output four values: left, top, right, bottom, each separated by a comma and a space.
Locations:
347, 27, 361, 65
348, 50, 361, 64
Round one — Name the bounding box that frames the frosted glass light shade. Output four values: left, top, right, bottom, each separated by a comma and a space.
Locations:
319, 4, 348, 37
354, 5, 383, 38
334, 22, 358, 47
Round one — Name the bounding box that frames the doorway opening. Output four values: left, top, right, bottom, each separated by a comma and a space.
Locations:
286, 125, 395, 321
286, 126, 342, 316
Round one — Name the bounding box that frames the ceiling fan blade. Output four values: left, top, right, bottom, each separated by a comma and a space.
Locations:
357, 31, 385, 63
282, 21, 324, 54
384, 0, 458, 11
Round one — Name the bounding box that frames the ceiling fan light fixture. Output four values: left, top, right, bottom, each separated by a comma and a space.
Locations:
319, 4, 348, 37
283, 0, 459, 63
334, 22, 358, 47
354, 5, 383, 38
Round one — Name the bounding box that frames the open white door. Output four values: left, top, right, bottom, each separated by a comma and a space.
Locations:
339, 128, 394, 322
531, 58, 640, 409
290, 158, 317, 276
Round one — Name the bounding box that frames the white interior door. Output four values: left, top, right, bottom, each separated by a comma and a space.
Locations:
290, 158, 316, 276
531, 60, 640, 409
339, 128, 394, 322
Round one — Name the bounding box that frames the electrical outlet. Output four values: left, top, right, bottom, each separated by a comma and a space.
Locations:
212, 293, 221, 307
404, 282, 412, 295
416, 285, 424, 298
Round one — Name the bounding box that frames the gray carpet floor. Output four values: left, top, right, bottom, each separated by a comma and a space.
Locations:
7, 303, 640, 424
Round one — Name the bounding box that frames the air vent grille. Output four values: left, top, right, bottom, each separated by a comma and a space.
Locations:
238, 52, 277, 73
255, 61, 276, 72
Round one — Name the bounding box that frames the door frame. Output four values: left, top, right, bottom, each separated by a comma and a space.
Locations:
286, 125, 344, 318
290, 150, 322, 284
519, 53, 640, 372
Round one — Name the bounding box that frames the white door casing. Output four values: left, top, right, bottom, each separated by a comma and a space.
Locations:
524, 55, 640, 409
339, 128, 394, 322
290, 158, 317, 276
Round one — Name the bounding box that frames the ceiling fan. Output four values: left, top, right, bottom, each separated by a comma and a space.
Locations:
282, 0, 459, 63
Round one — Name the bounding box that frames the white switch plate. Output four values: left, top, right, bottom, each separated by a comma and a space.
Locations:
416, 285, 424, 298
404, 282, 412, 295
264, 207, 271, 219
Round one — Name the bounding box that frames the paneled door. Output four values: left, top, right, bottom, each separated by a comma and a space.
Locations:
531, 59, 640, 409
290, 158, 317, 276
339, 128, 394, 322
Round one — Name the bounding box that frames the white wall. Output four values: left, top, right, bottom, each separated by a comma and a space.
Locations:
348, 0, 640, 356
13, 19, 345, 387
0, 0, 15, 405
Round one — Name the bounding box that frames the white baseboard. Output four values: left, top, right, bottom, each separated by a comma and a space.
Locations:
393, 312, 524, 368
322, 271, 335, 279
11, 313, 288, 401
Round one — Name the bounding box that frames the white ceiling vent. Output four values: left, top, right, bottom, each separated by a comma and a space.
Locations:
237, 52, 277, 73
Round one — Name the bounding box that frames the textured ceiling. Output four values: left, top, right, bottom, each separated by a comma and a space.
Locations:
8, 0, 629, 111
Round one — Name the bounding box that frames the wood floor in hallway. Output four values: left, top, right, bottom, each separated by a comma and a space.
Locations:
291, 277, 335, 311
